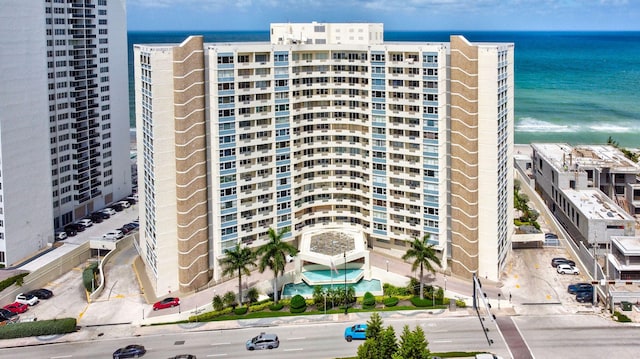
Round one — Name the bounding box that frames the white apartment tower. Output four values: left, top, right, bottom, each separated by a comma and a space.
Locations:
0, 0, 131, 266
134, 23, 514, 295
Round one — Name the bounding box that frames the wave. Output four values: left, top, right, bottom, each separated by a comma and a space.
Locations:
516, 117, 638, 133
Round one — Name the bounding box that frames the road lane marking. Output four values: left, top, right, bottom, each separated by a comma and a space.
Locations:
206, 354, 228, 357
51, 356, 72, 359
210, 342, 231, 346
289, 337, 306, 340
284, 348, 304, 352
432, 340, 452, 343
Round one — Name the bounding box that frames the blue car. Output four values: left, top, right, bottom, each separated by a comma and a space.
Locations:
344, 323, 368, 342
568, 283, 592, 294
113, 344, 146, 358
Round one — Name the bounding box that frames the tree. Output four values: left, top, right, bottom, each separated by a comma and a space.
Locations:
402, 234, 442, 300
312, 286, 327, 311
219, 242, 256, 306
256, 226, 297, 303
392, 325, 430, 359
223, 291, 237, 308
212, 295, 224, 311
358, 322, 397, 359
246, 287, 260, 303
365, 312, 383, 339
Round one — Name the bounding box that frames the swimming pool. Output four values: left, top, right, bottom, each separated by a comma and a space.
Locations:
301, 269, 363, 285
282, 278, 382, 298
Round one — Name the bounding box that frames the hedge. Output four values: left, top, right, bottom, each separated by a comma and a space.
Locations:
234, 306, 248, 315
290, 294, 307, 313
190, 307, 233, 322
269, 303, 284, 311
0, 272, 29, 292
82, 262, 99, 292
383, 297, 399, 307
0, 318, 77, 339
410, 296, 432, 307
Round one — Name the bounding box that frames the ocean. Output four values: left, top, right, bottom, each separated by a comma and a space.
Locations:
127, 31, 640, 148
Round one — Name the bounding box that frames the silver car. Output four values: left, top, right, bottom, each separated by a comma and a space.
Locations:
246, 332, 279, 351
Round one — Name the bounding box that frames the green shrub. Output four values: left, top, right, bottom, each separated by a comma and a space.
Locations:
383, 296, 399, 307
245, 287, 260, 304
0, 318, 77, 339
0, 272, 29, 292
212, 295, 224, 311
410, 296, 432, 307
82, 262, 99, 292
290, 294, 307, 313
234, 306, 248, 315
455, 299, 466, 308
362, 292, 376, 309
249, 301, 274, 312
269, 303, 284, 311
190, 307, 233, 322
614, 311, 632, 322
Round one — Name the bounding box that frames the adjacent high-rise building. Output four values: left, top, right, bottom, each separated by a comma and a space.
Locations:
134, 23, 514, 295
0, 0, 131, 266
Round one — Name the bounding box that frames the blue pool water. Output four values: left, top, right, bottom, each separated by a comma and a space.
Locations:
282, 278, 382, 298
301, 269, 363, 283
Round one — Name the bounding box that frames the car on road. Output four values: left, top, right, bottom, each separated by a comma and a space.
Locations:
551, 257, 576, 268
576, 291, 593, 303
77, 218, 93, 228
16, 293, 39, 306
55, 231, 68, 241
3, 302, 28, 314
113, 344, 146, 358
101, 207, 117, 216
26, 288, 53, 300
344, 323, 368, 342
153, 297, 180, 310
103, 230, 124, 240
567, 283, 593, 294
246, 332, 279, 350
557, 263, 580, 275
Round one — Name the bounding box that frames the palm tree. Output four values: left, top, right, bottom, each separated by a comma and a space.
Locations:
402, 234, 442, 299
256, 226, 297, 303
219, 243, 256, 306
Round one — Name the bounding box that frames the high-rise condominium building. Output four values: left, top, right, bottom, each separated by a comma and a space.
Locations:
134, 23, 514, 296
0, 0, 131, 266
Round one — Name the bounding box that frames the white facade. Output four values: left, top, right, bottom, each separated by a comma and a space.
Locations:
134, 24, 514, 295
0, 0, 131, 266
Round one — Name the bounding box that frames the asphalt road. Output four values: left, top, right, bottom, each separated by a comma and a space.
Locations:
0, 316, 507, 358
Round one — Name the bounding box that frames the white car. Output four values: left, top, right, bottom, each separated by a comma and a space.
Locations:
16, 293, 39, 306
55, 231, 68, 241
116, 200, 131, 209
101, 208, 117, 216
103, 230, 124, 240
77, 218, 93, 228
557, 263, 580, 275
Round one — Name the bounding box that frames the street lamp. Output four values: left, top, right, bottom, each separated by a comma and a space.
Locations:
344, 251, 348, 315
386, 260, 389, 272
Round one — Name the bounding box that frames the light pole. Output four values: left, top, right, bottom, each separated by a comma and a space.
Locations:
444, 276, 447, 291
344, 251, 348, 315
386, 260, 389, 272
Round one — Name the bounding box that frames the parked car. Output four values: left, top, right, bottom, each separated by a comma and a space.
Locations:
113, 344, 146, 359
26, 288, 54, 300
89, 213, 104, 223
153, 297, 180, 310
124, 196, 137, 205
344, 323, 368, 342
116, 200, 131, 209
568, 283, 593, 294
168, 355, 196, 359
55, 231, 68, 241
93, 211, 111, 219
0, 308, 18, 320
128, 222, 140, 229
77, 218, 93, 228
3, 302, 28, 314
15, 293, 39, 306
101, 207, 117, 216
111, 203, 124, 212
122, 223, 138, 232
576, 291, 594, 303
120, 226, 133, 235
557, 263, 580, 275
246, 332, 279, 350
63, 225, 78, 236
551, 257, 576, 268
103, 230, 124, 240
545, 232, 558, 239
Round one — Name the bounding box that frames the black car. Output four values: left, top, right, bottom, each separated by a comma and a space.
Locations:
551, 257, 575, 268
27, 288, 54, 300
64, 225, 79, 236
113, 344, 146, 359
169, 355, 196, 359
89, 213, 104, 223
122, 223, 137, 232
0, 308, 18, 320
576, 291, 593, 303
111, 203, 124, 212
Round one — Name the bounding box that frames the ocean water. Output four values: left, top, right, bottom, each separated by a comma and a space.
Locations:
127, 31, 640, 148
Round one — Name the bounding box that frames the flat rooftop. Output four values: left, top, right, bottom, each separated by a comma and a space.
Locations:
532, 143, 640, 173
564, 188, 634, 221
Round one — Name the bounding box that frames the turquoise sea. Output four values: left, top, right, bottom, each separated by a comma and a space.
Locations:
128, 31, 640, 148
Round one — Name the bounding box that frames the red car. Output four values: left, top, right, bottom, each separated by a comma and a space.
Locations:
153, 297, 180, 310
4, 302, 28, 314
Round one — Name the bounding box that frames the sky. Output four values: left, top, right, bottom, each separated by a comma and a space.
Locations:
126, 0, 639, 32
